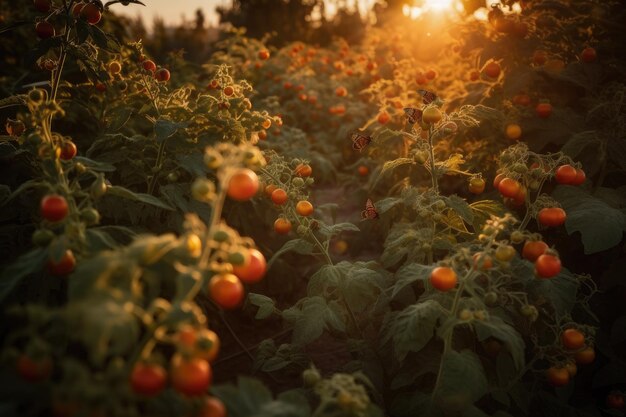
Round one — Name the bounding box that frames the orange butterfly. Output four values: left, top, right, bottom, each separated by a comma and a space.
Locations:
404, 107, 423, 124
350, 132, 372, 152
361, 198, 379, 220
418, 89, 439, 105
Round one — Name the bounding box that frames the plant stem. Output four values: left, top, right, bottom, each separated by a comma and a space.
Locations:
428, 124, 439, 193
147, 140, 167, 195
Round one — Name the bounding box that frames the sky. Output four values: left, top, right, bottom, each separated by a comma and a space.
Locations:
113, 0, 377, 31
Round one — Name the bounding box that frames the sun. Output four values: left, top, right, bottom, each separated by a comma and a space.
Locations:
424, 0, 454, 11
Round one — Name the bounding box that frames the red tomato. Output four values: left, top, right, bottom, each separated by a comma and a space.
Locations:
80, 3, 101, 25
493, 173, 505, 189
536, 102, 552, 118
209, 273, 244, 309
270, 188, 288, 205
47, 250, 76, 276
357, 165, 369, 176
171, 355, 212, 396
227, 169, 259, 201
533, 50, 547, 65
498, 178, 521, 198
522, 240, 548, 262
483, 61, 501, 78
71, 3, 84, 17
59, 141, 77, 161
580, 47, 597, 63
198, 396, 226, 417
223, 86, 235, 96
535, 254, 561, 278
130, 363, 167, 396
377, 112, 391, 124
571, 168, 586, 185
232, 248, 266, 284
258, 50, 270, 60
35, 21, 55, 39
430, 267, 457, 292
425, 69, 437, 80
296, 200, 314, 216
561, 328, 585, 350
155, 68, 170, 82
469, 70, 480, 81
295, 163, 312, 177
546, 366, 569, 387
142, 60, 157, 72
606, 393, 625, 410
574, 346, 595, 365
537, 207, 566, 227
34, 0, 52, 13
17, 354, 52, 382
555, 165, 577, 184
274, 218, 292, 234
335, 86, 348, 97
41, 194, 69, 222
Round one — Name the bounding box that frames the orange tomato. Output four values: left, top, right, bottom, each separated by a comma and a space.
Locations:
377, 111, 390, 124
232, 248, 266, 284
270, 188, 288, 205
357, 165, 369, 176
537, 207, 566, 227
483, 61, 501, 78
274, 218, 292, 234
546, 366, 570, 387
522, 240, 548, 262
561, 328, 585, 350
170, 355, 212, 396
430, 266, 457, 292
505, 124, 522, 140
295, 163, 312, 177
197, 396, 226, 417
498, 178, 521, 198
296, 200, 314, 216
580, 47, 597, 63
208, 273, 244, 309
227, 168, 259, 201
223, 86, 234, 96
574, 346, 595, 365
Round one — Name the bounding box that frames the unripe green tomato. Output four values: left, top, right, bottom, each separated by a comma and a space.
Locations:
297, 225, 308, 236
459, 309, 473, 320
512, 164, 528, 174
212, 229, 231, 243
167, 172, 178, 182
413, 150, 428, 164
510, 231, 525, 244
484, 291, 498, 306
26, 133, 43, 146
75, 162, 86, 174
434, 200, 446, 210
418, 209, 430, 218
473, 310, 487, 320
32, 229, 55, 246
28, 88, 47, 104
521, 305, 537, 317
292, 177, 305, 187
227, 250, 247, 266
91, 177, 108, 198
305, 178, 314, 185
80, 208, 100, 225
203, 152, 223, 169
302, 368, 321, 387
432, 213, 443, 222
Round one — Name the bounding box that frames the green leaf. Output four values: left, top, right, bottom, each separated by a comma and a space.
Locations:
553, 185, 626, 254
435, 350, 488, 407
282, 296, 346, 345
318, 222, 360, 239
74, 156, 116, 172
390, 391, 435, 417
474, 316, 525, 370
107, 107, 133, 132
391, 263, 432, 299
154, 119, 188, 143
211, 377, 273, 417
248, 293, 276, 319
374, 196, 403, 214
2, 180, 47, 204
267, 239, 315, 269
372, 158, 414, 188
382, 300, 445, 360
0, 249, 47, 303
445, 195, 474, 224
561, 131, 601, 160
470, 200, 506, 232
106, 185, 174, 211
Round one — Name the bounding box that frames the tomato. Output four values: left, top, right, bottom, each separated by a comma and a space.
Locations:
357, 165, 369, 176
564, 362, 577, 377
544, 59, 565, 74
574, 346, 595, 365
270, 188, 288, 205
422, 106, 442, 124
71, 3, 84, 17
469, 70, 480, 81
533, 50, 548, 65
223, 86, 235, 96
377, 111, 390, 124
498, 178, 521, 198
258, 50, 270, 60
333, 240, 348, 254
155, 68, 170, 82
511, 184, 527, 206
296, 200, 314, 217
505, 123, 522, 140
535, 102, 552, 118
197, 396, 226, 417
176, 324, 197, 349
483, 61, 501, 78
537, 207, 566, 227
606, 393, 625, 410
493, 173, 505, 189
495, 245, 516, 262
473, 253, 493, 270
580, 47, 597, 63
561, 328, 585, 350
5, 119, 25, 136
48, 250, 76, 276
34, 0, 52, 13
514, 21, 528, 38
108, 61, 121, 74
171, 355, 212, 396
571, 168, 586, 185
258, 129, 267, 141
430, 266, 457, 292
513, 93, 531, 106
17, 354, 52, 382
35, 21, 55, 39
232, 248, 266, 284
522, 240, 548, 262
415, 74, 427, 85
555, 164, 577, 184
195, 329, 220, 362
264, 184, 277, 197
41, 194, 69, 222
142, 60, 156, 72
60, 141, 77, 161
335, 86, 348, 97
482, 338, 502, 357
227, 168, 259, 201
535, 254, 561, 278
208, 273, 244, 309
423, 69, 436, 80
130, 363, 167, 396
262, 119, 272, 129
295, 163, 312, 177
80, 3, 101, 25
468, 177, 485, 194
546, 366, 570, 387
95, 82, 106, 93
274, 218, 292, 234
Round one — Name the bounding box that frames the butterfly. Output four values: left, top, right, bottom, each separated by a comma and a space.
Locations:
403, 107, 423, 124
361, 198, 379, 220
350, 132, 372, 152
417, 89, 439, 105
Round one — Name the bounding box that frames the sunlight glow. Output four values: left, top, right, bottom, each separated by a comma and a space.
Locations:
402, 0, 465, 19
